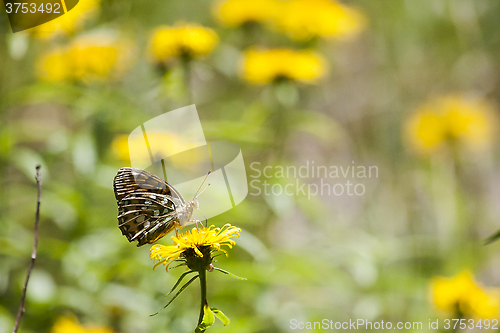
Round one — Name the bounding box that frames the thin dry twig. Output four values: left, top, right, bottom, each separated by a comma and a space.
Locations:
12, 165, 42, 333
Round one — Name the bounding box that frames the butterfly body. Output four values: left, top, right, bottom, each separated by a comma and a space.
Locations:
113, 167, 199, 246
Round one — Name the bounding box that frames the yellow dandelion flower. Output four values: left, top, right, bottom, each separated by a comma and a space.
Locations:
213, 0, 279, 26
468, 287, 500, 320
37, 33, 134, 82
213, 0, 365, 41
150, 224, 241, 271
430, 271, 500, 319
111, 132, 203, 166
442, 97, 495, 148
149, 224, 244, 325
270, 0, 366, 41
405, 95, 497, 154
52, 317, 114, 333
149, 24, 219, 63
30, 0, 100, 40
241, 48, 328, 85
111, 134, 130, 162
405, 110, 447, 153
36, 47, 72, 82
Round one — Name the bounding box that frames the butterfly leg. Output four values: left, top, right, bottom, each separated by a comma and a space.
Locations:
197, 208, 208, 228
194, 219, 203, 232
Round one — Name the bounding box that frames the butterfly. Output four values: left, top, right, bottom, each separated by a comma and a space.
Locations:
113, 167, 208, 246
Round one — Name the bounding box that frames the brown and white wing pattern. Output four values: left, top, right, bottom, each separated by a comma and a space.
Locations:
113, 167, 183, 202
113, 167, 185, 246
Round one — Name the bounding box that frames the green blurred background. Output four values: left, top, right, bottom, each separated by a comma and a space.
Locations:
2, 0, 500, 332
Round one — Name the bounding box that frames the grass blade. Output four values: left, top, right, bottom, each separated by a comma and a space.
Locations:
484, 229, 500, 245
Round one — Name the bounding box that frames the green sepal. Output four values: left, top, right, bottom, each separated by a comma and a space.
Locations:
211, 307, 230, 326
165, 270, 196, 298
213, 267, 247, 280
150, 274, 199, 316
195, 302, 215, 333
169, 260, 188, 270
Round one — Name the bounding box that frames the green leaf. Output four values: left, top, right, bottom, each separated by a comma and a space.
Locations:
485, 230, 500, 245
213, 267, 247, 280
150, 274, 199, 316
195, 303, 215, 333
211, 308, 230, 326
165, 270, 196, 298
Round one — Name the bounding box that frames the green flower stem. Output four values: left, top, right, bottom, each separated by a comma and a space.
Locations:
269, 91, 286, 160
197, 268, 207, 326
182, 56, 192, 104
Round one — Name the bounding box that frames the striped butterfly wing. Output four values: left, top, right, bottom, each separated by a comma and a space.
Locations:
113, 167, 185, 246
114, 167, 183, 202
118, 192, 180, 246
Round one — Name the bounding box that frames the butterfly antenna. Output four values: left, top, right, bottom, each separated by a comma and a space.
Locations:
195, 183, 211, 200
193, 170, 211, 200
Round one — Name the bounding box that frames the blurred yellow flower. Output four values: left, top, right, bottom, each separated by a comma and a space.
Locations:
271, 0, 366, 41
213, 0, 365, 41
149, 24, 219, 63
430, 271, 500, 319
112, 134, 131, 162
150, 224, 241, 271
37, 47, 72, 81
30, 0, 100, 40
241, 48, 328, 85
405, 96, 497, 154
37, 33, 133, 82
213, 0, 278, 26
52, 317, 114, 333
112, 132, 202, 166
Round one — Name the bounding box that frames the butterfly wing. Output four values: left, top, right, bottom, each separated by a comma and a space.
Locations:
117, 192, 181, 246
113, 167, 184, 203
113, 167, 186, 246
